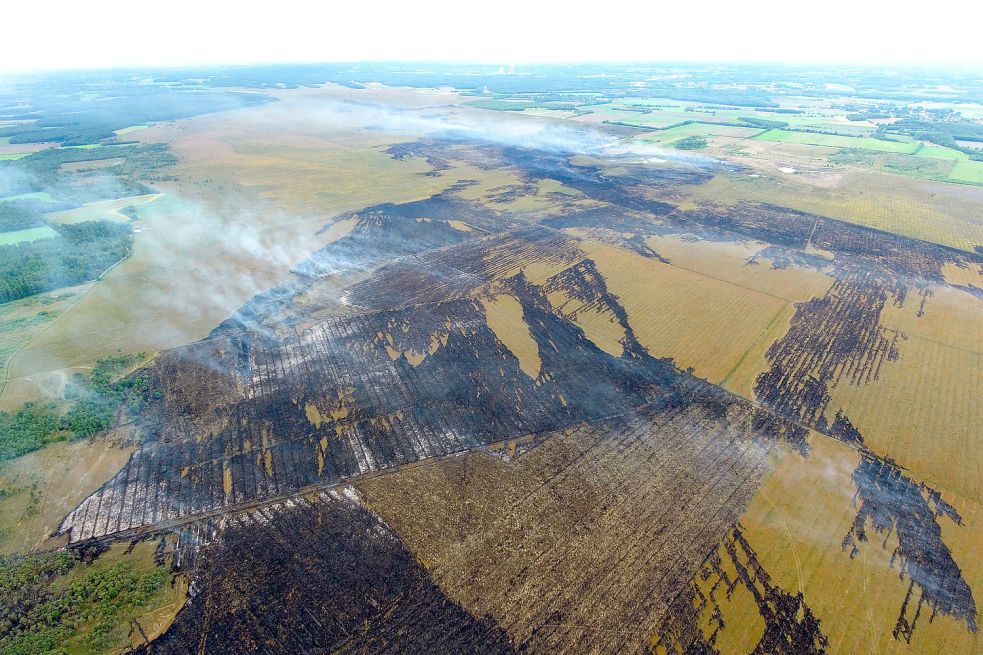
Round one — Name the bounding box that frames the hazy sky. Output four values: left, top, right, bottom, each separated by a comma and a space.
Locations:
2, 0, 981, 74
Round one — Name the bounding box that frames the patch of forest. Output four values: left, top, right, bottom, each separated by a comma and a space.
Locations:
0, 83, 270, 147
0, 354, 150, 462
0, 548, 169, 655
0, 220, 132, 304
1, 143, 178, 203
0, 203, 51, 232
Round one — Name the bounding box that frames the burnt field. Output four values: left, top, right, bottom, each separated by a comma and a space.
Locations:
130, 397, 783, 654
131, 490, 520, 655
58, 226, 806, 545
39, 133, 983, 653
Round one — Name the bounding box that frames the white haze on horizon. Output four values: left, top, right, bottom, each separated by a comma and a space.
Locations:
2, 0, 982, 75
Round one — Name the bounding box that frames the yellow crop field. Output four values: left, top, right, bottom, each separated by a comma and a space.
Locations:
942, 261, 983, 287
687, 171, 983, 252
642, 233, 834, 300
358, 398, 782, 655
545, 280, 628, 357
735, 436, 983, 654
720, 301, 798, 399
480, 293, 542, 378
3, 69, 982, 655
584, 240, 829, 383
827, 285, 983, 500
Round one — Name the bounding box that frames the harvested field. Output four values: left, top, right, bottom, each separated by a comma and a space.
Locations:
688, 171, 983, 251
585, 241, 798, 382
720, 302, 797, 400
3, 79, 979, 655
358, 401, 789, 654
479, 293, 542, 378
58, 218, 824, 546
752, 270, 905, 430
652, 523, 830, 654
942, 261, 983, 288
56, 279, 682, 543
692, 437, 983, 655
826, 285, 983, 500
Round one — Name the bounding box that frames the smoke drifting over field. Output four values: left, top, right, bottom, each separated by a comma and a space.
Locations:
99, 99, 724, 350
1, 93, 725, 369
274, 96, 722, 166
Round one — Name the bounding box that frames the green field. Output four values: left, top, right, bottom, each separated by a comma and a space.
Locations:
467, 99, 547, 111
917, 144, 970, 160
45, 194, 161, 224
115, 124, 149, 135
643, 123, 719, 144
602, 113, 692, 129
754, 129, 921, 153
579, 97, 886, 139
0, 191, 58, 203
62, 142, 138, 151
777, 114, 876, 136
0, 153, 29, 161
829, 149, 953, 181
948, 159, 983, 184
620, 99, 875, 135
0, 226, 59, 245
642, 122, 761, 146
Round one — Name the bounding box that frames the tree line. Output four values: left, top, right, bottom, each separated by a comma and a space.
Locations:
0, 220, 132, 304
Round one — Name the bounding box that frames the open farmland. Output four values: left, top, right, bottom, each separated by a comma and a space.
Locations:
917, 144, 970, 160
686, 170, 983, 251
3, 87, 535, 383
654, 435, 983, 655
950, 160, 983, 184
754, 129, 922, 153
0, 436, 134, 553
825, 285, 983, 500
0, 285, 87, 402
583, 240, 817, 382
